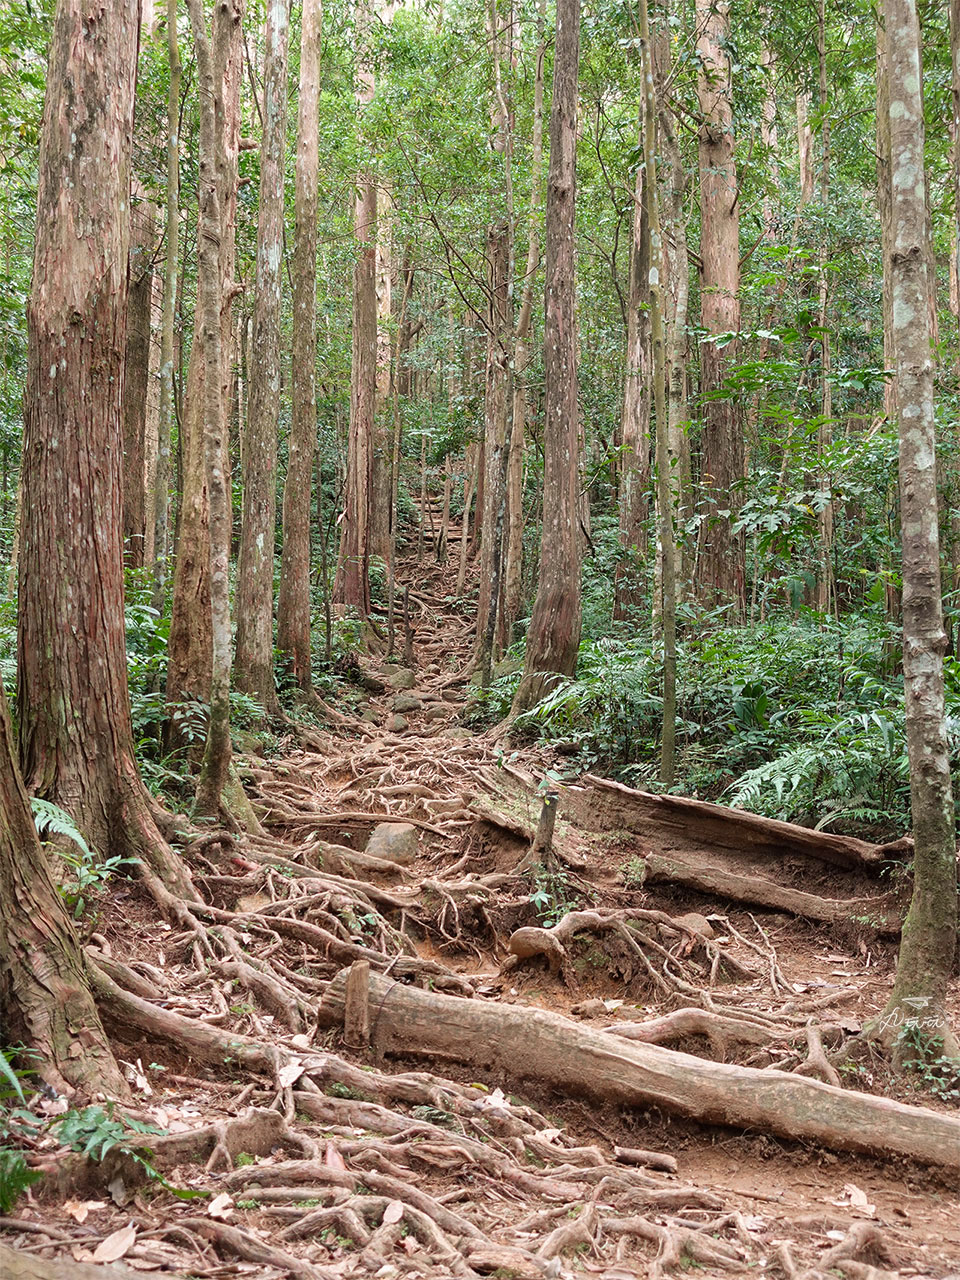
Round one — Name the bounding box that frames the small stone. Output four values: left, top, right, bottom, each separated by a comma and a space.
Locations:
391, 692, 422, 713
366, 822, 419, 864
387, 713, 408, 732
422, 704, 449, 721
674, 912, 714, 940
360, 706, 378, 724
387, 668, 416, 690
441, 727, 473, 741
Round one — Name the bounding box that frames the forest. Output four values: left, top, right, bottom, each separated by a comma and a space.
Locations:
0, 0, 959, 1273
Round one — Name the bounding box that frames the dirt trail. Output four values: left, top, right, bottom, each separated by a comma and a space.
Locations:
4, 510, 960, 1279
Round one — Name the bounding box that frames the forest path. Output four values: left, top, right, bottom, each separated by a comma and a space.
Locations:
6, 511, 960, 1280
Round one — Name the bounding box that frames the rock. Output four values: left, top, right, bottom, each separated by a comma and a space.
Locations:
441, 727, 473, 741
378, 662, 401, 676
360, 706, 379, 724
387, 668, 416, 690
391, 692, 422, 713
366, 822, 419, 864
423, 704, 449, 722
674, 911, 715, 940
387, 713, 408, 732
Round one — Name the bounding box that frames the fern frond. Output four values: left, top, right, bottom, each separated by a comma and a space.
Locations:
30, 798, 93, 860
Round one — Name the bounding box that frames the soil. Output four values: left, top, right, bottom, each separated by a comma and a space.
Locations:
3, 506, 959, 1280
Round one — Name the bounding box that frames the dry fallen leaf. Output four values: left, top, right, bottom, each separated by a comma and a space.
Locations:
64, 1199, 107, 1224
92, 1224, 137, 1263
277, 1058, 305, 1088
382, 1199, 405, 1225
208, 1192, 234, 1219
291, 1034, 312, 1050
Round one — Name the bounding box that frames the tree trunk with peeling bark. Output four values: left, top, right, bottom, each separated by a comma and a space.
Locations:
511, 0, 581, 713
165, 0, 243, 745
876, 0, 958, 1058
235, 0, 290, 714
277, 0, 322, 691
694, 0, 744, 616
19, 0, 192, 898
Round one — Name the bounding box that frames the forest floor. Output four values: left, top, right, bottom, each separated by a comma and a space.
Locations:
3, 512, 960, 1280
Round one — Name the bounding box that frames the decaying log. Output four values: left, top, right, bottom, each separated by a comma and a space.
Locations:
321, 967, 960, 1171
580, 775, 890, 871
641, 852, 901, 933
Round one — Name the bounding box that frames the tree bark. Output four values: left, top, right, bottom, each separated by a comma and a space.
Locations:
511, 0, 581, 712
235, 0, 291, 713
334, 5, 377, 616
0, 683, 125, 1098
151, 0, 181, 611
19, 0, 193, 897
322, 967, 960, 1171
877, 0, 958, 1055
188, 0, 233, 817
164, 0, 243, 741
694, 0, 744, 616
122, 194, 158, 570
277, 0, 322, 691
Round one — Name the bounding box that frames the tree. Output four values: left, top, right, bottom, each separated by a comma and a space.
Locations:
164, 0, 243, 743
0, 684, 125, 1097
695, 0, 744, 616
875, 0, 958, 1058
19, 0, 192, 900
277, 0, 322, 692
511, 0, 581, 713
334, 0, 378, 617
234, 0, 291, 713
122, 193, 158, 570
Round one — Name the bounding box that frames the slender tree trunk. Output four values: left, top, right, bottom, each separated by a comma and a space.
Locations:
334, 19, 377, 616
235, 0, 290, 712
277, 0, 322, 690
151, 0, 181, 612
873, 0, 958, 1057
511, 0, 581, 713
165, 0, 243, 737
504, 0, 544, 640
815, 0, 833, 614
615, 142, 649, 618
638, 0, 675, 784
188, 0, 233, 817
0, 683, 126, 1097
694, 0, 744, 616
122, 194, 157, 570
19, 0, 193, 898
371, 179, 393, 563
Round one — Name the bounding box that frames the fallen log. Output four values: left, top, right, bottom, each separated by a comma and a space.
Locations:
322, 966, 960, 1171
579, 775, 890, 872
641, 851, 901, 933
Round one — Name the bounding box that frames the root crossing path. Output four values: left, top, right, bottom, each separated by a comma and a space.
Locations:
5, 521, 960, 1280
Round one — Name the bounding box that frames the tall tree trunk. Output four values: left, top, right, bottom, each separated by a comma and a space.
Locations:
277, 0, 322, 690
19, 0, 193, 899
334, 19, 377, 616
0, 683, 126, 1097
815, 0, 833, 614
638, 0, 675, 784
476, 0, 515, 678
371, 179, 393, 563
511, 0, 581, 713
165, 0, 243, 738
615, 141, 649, 618
122, 194, 157, 570
188, 0, 233, 817
875, 0, 958, 1057
235, 0, 290, 713
694, 0, 744, 616
151, 0, 181, 612
503, 0, 546, 641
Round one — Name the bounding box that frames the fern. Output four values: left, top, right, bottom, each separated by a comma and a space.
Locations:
0, 1148, 42, 1214
30, 797, 92, 860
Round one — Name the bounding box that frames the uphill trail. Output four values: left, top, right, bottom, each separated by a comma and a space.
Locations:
3, 503, 960, 1280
